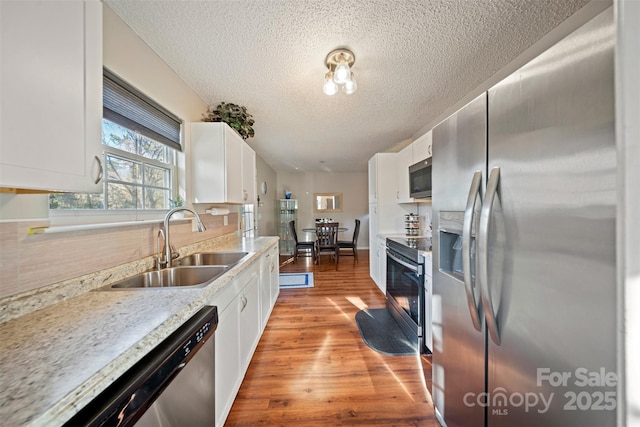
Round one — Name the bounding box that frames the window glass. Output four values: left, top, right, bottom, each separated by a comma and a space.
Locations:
50, 119, 176, 211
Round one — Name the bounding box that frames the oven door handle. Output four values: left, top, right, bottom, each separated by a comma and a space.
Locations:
386, 250, 422, 275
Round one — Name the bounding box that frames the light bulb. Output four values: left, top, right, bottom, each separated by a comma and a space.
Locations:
323, 71, 338, 95
343, 72, 357, 95
333, 60, 350, 84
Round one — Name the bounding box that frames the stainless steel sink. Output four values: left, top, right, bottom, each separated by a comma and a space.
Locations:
106, 265, 229, 290
177, 252, 250, 267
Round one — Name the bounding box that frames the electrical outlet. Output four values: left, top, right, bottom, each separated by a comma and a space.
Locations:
224, 215, 228, 226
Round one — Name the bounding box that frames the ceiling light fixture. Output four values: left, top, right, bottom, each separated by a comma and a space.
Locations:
323, 48, 357, 96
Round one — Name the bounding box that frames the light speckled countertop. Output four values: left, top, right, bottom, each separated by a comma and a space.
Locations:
0, 236, 278, 426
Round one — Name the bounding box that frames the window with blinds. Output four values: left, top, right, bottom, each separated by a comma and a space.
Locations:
50, 69, 182, 211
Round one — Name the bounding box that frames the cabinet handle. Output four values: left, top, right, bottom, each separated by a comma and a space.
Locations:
94, 156, 103, 184
240, 295, 248, 312
243, 189, 248, 201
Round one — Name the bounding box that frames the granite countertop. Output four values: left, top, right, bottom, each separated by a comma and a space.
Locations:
0, 236, 278, 426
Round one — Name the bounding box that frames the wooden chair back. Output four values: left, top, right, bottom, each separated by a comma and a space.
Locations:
316, 222, 339, 249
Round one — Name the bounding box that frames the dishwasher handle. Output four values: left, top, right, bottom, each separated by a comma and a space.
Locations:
64, 306, 218, 427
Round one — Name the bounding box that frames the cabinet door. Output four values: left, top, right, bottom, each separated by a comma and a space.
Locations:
412, 131, 432, 162
259, 244, 279, 329
377, 240, 387, 294
269, 245, 280, 307
260, 250, 271, 329
223, 125, 244, 203
0, 0, 102, 192
214, 299, 241, 427
191, 122, 243, 203
376, 153, 399, 202
239, 272, 261, 371
241, 141, 256, 203
396, 145, 413, 202
368, 156, 378, 203
424, 273, 433, 352
369, 211, 379, 286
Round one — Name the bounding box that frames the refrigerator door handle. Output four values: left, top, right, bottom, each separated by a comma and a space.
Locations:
479, 166, 501, 345
463, 171, 483, 332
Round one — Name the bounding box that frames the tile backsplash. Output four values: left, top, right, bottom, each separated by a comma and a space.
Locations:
0, 213, 238, 300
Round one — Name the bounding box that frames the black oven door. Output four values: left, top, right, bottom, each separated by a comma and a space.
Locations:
386, 249, 424, 348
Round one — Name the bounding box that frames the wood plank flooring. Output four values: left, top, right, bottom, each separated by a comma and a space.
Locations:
225, 250, 438, 426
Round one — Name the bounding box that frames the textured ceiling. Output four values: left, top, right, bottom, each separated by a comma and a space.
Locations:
104, 0, 591, 173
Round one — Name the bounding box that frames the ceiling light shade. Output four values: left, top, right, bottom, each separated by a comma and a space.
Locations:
343, 72, 357, 95
333, 61, 350, 84
323, 71, 339, 95
324, 48, 356, 95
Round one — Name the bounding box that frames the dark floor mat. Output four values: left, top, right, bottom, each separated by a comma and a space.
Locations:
355, 308, 418, 356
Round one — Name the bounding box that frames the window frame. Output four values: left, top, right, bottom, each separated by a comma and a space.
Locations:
102, 144, 178, 211
50, 68, 185, 224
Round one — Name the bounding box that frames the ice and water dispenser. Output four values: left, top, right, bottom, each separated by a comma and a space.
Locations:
438, 211, 476, 281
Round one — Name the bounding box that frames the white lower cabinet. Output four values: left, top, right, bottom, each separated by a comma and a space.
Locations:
214, 295, 241, 427
424, 272, 433, 352
239, 273, 261, 371
212, 243, 278, 426
260, 243, 279, 329
212, 262, 259, 426
269, 244, 280, 308
377, 239, 387, 294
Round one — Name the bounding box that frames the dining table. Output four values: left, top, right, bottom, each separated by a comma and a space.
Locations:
302, 226, 349, 233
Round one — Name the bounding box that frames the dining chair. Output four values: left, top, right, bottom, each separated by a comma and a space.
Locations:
289, 220, 315, 263
338, 219, 360, 262
315, 222, 340, 270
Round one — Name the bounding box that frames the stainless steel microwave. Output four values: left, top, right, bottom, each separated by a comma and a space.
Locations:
409, 158, 432, 198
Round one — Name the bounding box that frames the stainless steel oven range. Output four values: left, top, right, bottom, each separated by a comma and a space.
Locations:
386, 237, 431, 354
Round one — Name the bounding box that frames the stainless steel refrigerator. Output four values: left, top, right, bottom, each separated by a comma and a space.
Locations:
431, 7, 616, 427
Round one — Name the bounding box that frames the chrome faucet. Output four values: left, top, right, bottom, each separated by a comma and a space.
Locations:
158, 207, 206, 269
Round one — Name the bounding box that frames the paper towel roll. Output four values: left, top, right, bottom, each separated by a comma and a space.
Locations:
205, 208, 230, 216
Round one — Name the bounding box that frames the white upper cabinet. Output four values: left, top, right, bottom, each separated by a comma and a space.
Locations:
368, 156, 378, 203
191, 122, 245, 204
396, 144, 414, 202
369, 153, 398, 204
241, 141, 256, 204
412, 130, 433, 161
0, 0, 103, 193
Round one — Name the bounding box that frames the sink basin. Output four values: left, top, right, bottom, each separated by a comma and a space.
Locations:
107, 265, 229, 290
177, 252, 250, 267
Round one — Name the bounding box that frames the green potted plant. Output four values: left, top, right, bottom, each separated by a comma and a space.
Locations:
202, 102, 255, 140
169, 195, 184, 208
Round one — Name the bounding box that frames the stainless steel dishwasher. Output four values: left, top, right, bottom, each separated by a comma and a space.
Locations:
65, 306, 218, 427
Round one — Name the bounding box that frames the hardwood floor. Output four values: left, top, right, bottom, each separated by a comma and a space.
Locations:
225, 250, 438, 426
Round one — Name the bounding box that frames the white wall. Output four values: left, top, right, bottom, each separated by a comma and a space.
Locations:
103, 5, 208, 205
277, 171, 369, 248
255, 155, 277, 236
